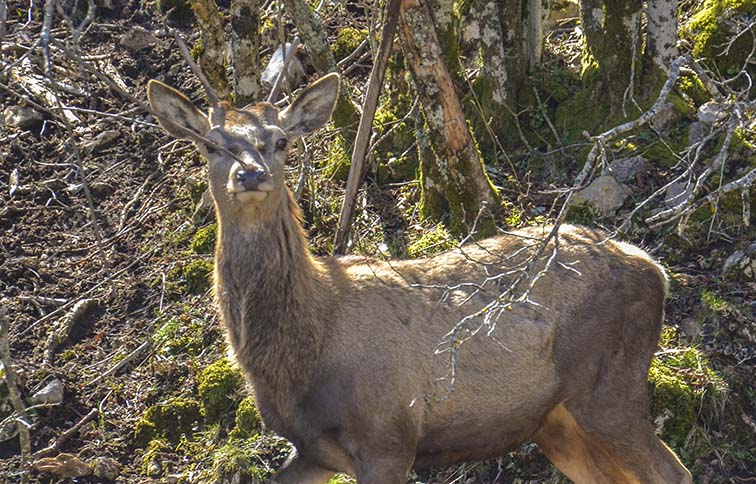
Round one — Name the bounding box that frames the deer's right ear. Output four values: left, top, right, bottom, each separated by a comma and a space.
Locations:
147, 80, 210, 140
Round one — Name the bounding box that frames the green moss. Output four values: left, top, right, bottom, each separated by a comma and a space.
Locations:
229, 397, 262, 439
649, 346, 727, 453
701, 289, 731, 313
141, 439, 171, 477
190, 223, 217, 255
182, 259, 214, 294
685, 0, 756, 79
134, 398, 201, 446
332, 27, 368, 62
196, 358, 244, 424
324, 134, 352, 181
676, 74, 710, 106
209, 440, 268, 483
565, 202, 601, 227
406, 224, 456, 258
153, 316, 205, 357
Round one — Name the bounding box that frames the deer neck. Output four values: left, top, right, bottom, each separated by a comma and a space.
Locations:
214, 188, 328, 389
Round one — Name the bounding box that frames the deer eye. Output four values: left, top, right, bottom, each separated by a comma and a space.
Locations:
276, 138, 289, 150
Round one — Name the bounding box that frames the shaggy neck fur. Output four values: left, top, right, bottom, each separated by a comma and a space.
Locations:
214, 188, 330, 391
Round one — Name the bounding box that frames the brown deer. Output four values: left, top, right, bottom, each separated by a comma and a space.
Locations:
147, 73, 692, 484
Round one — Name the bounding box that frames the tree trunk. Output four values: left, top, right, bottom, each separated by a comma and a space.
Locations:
580, 0, 643, 113
190, 0, 231, 100
279, 0, 336, 74
646, 0, 678, 73
229, 0, 262, 106
525, 0, 550, 69
400, 0, 500, 235
464, 0, 526, 151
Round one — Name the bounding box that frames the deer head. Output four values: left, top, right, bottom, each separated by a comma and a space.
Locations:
147, 73, 340, 223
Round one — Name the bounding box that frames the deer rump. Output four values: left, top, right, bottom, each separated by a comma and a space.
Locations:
146, 73, 691, 484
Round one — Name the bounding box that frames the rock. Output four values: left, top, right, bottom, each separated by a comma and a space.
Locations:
261, 43, 305, 89
650, 102, 678, 131
8, 168, 20, 197
722, 243, 756, 281
3, 105, 43, 130
664, 181, 692, 209
606, 156, 648, 183
688, 121, 708, 146
33, 453, 92, 478
120, 26, 162, 51
92, 456, 120, 481
31, 378, 64, 404
697, 101, 726, 125
83, 129, 120, 154
572, 175, 632, 217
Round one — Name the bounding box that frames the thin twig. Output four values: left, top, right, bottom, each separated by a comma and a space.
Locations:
0, 303, 31, 484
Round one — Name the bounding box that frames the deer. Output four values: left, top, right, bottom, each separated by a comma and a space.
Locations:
146, 73, 693, 484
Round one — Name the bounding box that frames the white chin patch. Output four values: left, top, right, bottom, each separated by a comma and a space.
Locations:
236, 190, 268, 203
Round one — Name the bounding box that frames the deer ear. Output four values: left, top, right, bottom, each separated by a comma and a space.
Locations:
279, 73, 340, 138
147, 80, 210, 140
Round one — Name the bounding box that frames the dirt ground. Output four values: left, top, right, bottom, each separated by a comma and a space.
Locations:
1, 1, 754, 483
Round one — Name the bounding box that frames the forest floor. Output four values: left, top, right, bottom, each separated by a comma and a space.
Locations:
1, 1, 754, 483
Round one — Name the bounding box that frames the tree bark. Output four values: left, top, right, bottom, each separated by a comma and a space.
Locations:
279, 0, 336, 74
230, 0, 262, 106
646, 0, 678, 73
580, 0, 643, 112
399, 0, 500, 235
190, 0, 231, 100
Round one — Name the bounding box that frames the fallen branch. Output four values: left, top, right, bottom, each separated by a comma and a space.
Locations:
32, 408, 98, 460
43, 298, 99, 366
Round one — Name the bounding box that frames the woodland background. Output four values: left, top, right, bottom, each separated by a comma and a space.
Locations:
0, 0, 754, 482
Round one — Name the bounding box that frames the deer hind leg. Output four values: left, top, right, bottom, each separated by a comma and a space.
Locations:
546, 400, 692, 484
533, 404, 637, 484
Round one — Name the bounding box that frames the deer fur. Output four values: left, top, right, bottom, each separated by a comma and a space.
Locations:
147, 73, 692, 484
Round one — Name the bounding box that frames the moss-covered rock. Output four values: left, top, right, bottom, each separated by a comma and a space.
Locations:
197, 358, 244, 424
141, 439, 171, 477
323, 134, 352, 181
182, 259, 214, 294
134, 398, 201, 446
191, 223, 217, 255
685, 0, 756, 77
229, 396, 262, 439
332, 27, 368, 62
648, 337, 726, 453
327, 474, 357, 484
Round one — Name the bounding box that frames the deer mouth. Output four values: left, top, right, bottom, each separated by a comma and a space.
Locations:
228, 169, 274, 202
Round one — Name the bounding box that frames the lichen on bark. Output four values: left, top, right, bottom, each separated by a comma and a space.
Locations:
400, 0, 500, 236
190, 0, 232, 100
229, 0, 262, 106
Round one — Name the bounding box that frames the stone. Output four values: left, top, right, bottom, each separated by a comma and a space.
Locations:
697, 101, 726, 125
120, 27, 162, 51
3, 105, 43, 130
573, 175, 632, 217
262, 43, 305, 89
722, 243, 756, 281
92, 456, 120, 481
606, 156, 648, 183
688, 121, 708, 146
83, 130, 120, 154
31, 378, 64, 404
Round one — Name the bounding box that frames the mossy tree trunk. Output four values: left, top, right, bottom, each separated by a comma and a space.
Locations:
580, 0, 643, 113
580, 0, 678, 114
463, 0, 527, 151
400, 0, 500, 236
190, 0, 232, 100
229, 0, 262, 106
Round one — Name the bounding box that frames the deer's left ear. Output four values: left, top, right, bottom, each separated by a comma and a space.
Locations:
147, 80, 210, 140
279, 73, 340, 138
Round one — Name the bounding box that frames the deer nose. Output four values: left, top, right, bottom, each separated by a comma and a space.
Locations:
236, 169, 269, 191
